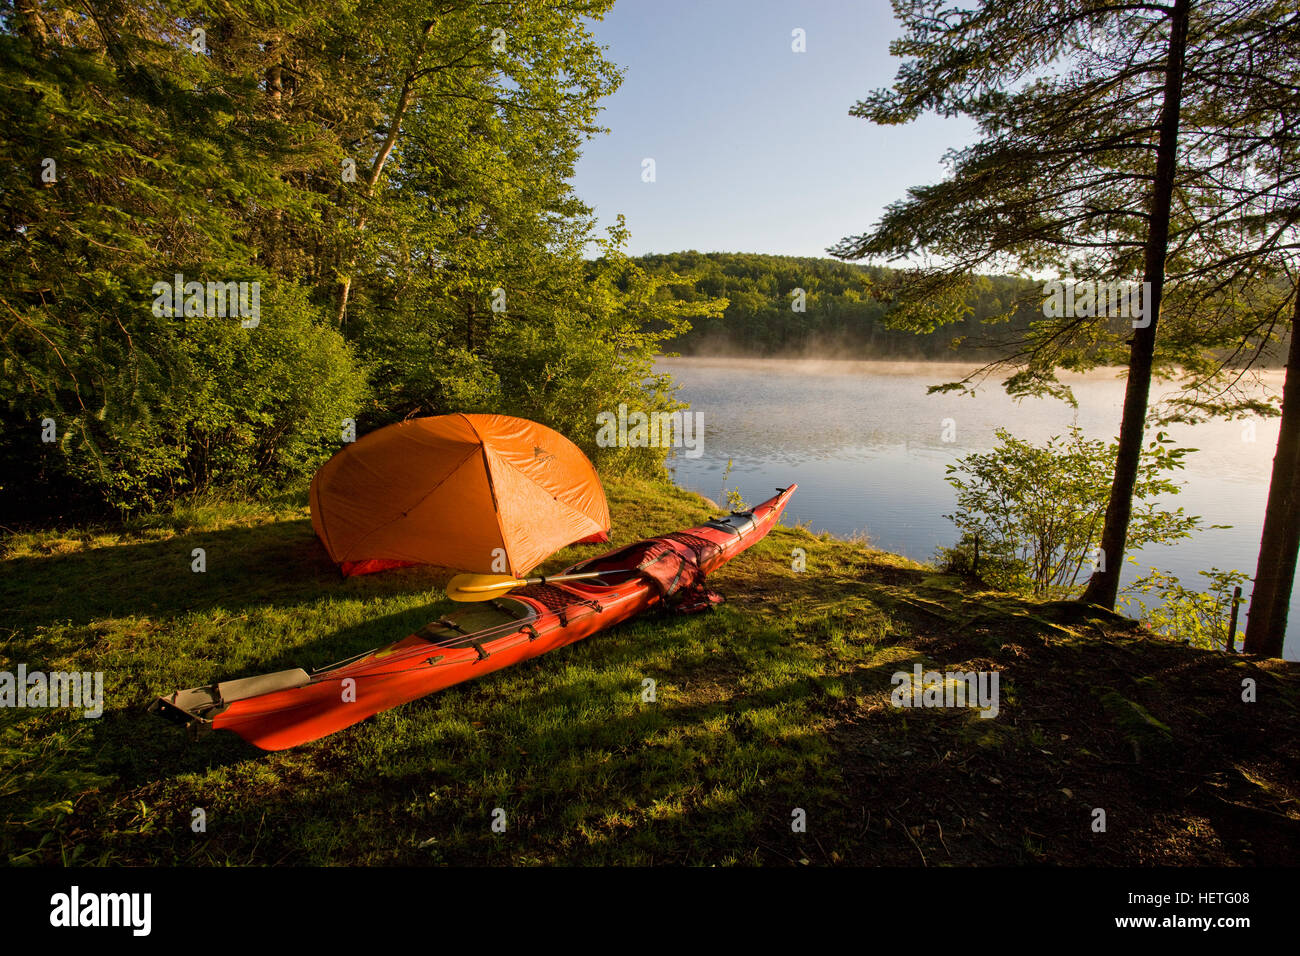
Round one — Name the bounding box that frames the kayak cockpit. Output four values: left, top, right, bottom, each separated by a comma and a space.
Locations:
410, 597, 538, 649
563, 540, 667, 587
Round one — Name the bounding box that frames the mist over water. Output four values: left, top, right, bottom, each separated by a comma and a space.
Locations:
658, 355, 1297, 661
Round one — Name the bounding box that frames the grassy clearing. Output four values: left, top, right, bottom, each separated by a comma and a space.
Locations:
2, 477, 1298, 865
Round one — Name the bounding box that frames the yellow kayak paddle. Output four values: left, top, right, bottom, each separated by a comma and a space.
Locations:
446, 569, 629, 602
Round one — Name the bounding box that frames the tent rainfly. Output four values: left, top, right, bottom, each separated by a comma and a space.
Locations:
310, 414, 610, 577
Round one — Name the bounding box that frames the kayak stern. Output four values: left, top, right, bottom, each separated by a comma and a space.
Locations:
149, 668, 312, 736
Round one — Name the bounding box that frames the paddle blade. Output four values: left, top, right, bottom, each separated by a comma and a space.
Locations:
446, 573, 527, 602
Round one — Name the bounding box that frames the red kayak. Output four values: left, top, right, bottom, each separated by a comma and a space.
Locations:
151, 485, 796, 750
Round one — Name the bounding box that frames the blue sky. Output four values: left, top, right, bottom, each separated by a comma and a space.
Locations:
571, 0, 977, 259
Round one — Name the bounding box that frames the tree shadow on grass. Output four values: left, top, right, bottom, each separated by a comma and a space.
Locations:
0, 518, 461, 636
16, 560, 910, 865
58, 599, 471, 789
46, 604, 811, 810
2, 522, 480, 804
67, 661, 890, 865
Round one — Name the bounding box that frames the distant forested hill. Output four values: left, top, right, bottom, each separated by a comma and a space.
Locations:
638, 252, 1043, 359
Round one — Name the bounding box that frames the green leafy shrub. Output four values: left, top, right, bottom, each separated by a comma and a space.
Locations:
937, 426, 1202, 597
1123, 567, 1248, 651
3, 282, 366, 515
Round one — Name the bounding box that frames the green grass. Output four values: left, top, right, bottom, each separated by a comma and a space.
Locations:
3, 477, 1297, 866
0, 477, 911, 865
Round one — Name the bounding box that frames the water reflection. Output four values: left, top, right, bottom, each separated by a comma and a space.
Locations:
658, 356, 1294, 659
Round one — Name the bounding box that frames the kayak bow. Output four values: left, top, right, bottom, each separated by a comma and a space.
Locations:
150, 485, 797, 750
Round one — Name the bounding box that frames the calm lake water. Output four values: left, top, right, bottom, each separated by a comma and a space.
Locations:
658, 356, 1298, 661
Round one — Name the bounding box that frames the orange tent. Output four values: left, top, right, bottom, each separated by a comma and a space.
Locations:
310, 414, 610, 577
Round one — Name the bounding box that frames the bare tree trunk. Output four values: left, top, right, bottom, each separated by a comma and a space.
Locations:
265, 46, 283, 272
1080, 0, 1191, 609
14, 0, 50, 50
1244, 289, 1300, 657
334, 20, 436, 329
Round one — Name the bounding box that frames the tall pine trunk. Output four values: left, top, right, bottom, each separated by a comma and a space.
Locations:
334, 20, 436, 329
1080, 0, 1191, 609
1243, 289, 1300, 657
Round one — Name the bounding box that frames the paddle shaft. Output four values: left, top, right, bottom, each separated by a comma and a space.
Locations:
456, 568, 631, 593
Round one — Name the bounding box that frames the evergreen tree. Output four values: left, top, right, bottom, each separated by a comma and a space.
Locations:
830, 0, 1298, 619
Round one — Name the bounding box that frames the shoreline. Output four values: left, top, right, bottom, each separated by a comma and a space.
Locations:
657, 353, 1287, 385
